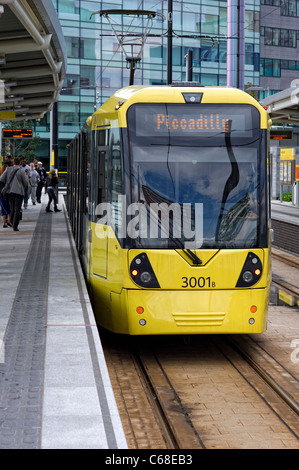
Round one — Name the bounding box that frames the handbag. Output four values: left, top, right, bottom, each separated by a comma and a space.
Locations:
0, 168, 19, 200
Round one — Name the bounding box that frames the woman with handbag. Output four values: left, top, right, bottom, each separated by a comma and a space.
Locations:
0, 156, 28, 231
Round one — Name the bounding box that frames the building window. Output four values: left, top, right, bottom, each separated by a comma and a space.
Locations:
201, 14, 218, 35
263, 27, 298, 47
59, 102, 80, 126
281, 0, 299, 16
80, 66, 95, 90
260, 58, 281, 77
58, 0, 79, 14
62, 74, 79, 96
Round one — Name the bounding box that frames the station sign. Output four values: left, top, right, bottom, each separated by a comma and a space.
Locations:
2, 128, 33, 139
0, 111, 16, 119
280, 148, 296, 185
270, 129, 293, 140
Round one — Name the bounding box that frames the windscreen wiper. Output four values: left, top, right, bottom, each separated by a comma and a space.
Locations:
215, 120, 240, 240
182, 247, 202, 265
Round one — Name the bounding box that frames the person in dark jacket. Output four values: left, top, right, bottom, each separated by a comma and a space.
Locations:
36, 161, 47, 203
46, 169, 61, 213
0, 156, 28, 231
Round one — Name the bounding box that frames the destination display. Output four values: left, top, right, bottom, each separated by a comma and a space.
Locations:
155, 112, 236, 133
2, 128, 33, 139
130, 104, 256, 139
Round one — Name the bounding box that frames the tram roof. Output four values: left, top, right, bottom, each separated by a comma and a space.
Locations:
112, 84, 265, 105
91, 85, 268, 129
0, 0, 66, 121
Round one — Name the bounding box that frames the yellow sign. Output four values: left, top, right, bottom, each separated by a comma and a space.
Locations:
279, 289, 295, 306
280, 148, 296, 160
0, 110, 16, 119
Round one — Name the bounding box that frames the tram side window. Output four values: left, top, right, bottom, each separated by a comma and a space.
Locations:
98, 149, 106, 203
97, 129, 109, 207
85, 130, 91, 214
110, 127, 123, 237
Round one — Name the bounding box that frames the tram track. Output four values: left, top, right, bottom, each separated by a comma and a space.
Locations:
271, 247, 299, 304
101, 331, 299, 449
272, 248, 299, 269
131, 352, 180, 449
134, 349, 206, 449
225, 335, 299, 417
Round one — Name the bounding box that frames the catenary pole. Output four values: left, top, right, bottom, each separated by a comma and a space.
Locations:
167, 0, 173, 85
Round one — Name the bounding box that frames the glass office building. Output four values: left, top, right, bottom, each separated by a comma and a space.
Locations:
35, 0, 261, 170
260, 0, 299, 99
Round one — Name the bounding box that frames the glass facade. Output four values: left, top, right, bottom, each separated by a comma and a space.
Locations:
34, 0, 261, 170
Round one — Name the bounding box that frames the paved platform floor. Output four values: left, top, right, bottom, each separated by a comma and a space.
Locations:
0, 192, 127, 449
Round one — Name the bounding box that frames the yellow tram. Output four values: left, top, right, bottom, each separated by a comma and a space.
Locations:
67, 84, 271, 335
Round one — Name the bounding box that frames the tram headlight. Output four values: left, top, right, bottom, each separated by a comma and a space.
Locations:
140, 271, 152, 283
236, 252, 262, 288
243, 271, 253, 283
130, 253, 160, 288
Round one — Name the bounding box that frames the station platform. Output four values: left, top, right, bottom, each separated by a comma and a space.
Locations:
0, 192, 128, 449
271, 200, 299, 255
271, 200, 299, 226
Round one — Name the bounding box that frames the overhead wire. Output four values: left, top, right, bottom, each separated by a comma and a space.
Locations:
70, 0, 288, 93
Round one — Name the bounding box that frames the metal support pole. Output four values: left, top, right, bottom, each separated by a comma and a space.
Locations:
238, 0, 245, 89
227, 0, 237, 87
227, 0, 244, 89
52, 101, 58, 170
129, 61, 135, 86
185, 49, 193, 82
167, 0, 173, 85
128, 58, 141, 86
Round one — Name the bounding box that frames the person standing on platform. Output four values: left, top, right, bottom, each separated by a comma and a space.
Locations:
0, 156, 28, 231
36, 161, 47, 203
0, 196, 12, 228
0, 156, 13, 228
20, 158, 30, 209
0, 155, 13, 175
46, 169, 61, 213
28, 162, 40, 205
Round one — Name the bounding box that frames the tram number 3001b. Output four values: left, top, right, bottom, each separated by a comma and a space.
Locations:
181, 276, 216, 288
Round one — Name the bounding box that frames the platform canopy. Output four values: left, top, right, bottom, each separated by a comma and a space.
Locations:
261, 83, 299, 125
0, 0, 66, 121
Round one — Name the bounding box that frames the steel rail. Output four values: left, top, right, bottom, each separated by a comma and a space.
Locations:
226, 336, 299, 417
132, 353, 180, 449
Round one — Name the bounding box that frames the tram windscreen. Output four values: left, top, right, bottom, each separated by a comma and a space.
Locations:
127, 103, 263, 249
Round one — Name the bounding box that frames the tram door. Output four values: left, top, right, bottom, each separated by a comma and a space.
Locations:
93, 130, 109, 278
